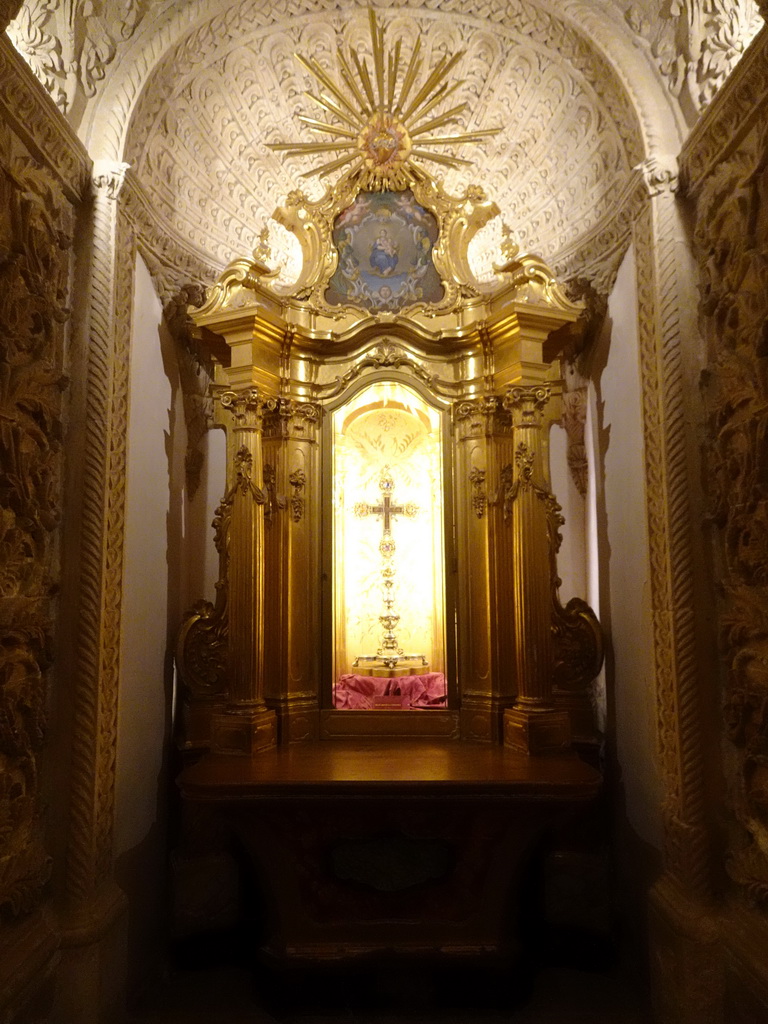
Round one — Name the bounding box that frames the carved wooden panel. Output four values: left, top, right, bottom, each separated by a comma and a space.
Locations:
693, 114, 768, 906
0, 120, 73, 916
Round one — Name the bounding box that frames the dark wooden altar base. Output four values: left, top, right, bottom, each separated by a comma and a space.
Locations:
179, 740, 601, 966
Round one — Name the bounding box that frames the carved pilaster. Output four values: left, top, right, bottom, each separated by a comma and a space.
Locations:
63, 164, 134, 926
261, 399, 321, 743
453, 397, 515, 742
634, 188, 713, 901
210, 387, 276, 754
502, 384, 571, 754
0, 111, 72, 928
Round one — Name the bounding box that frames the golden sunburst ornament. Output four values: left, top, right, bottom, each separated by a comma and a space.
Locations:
268, 8, 499, 190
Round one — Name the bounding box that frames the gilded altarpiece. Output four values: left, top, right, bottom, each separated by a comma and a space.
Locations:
173, 7, 602, 757
176, 167, 603, 755
171, 11, 609, 970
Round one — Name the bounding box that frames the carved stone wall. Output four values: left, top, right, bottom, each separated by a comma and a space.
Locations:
7, 0, 149, 116
676, 24, 768, 1021
0, 84, 71, 925
0, 37, 81, 1022
624, 24, 768, 1024
626, 0, 761, 124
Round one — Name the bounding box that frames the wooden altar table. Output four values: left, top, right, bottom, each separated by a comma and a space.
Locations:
179, 739, 601, 964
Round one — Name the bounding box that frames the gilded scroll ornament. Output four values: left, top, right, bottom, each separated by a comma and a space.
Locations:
514, 441, 535, 489
175, 599, 228, 702
551, 597, 604, 696
289, 469, 307, 523
497, 443, 563, 530
468, 467, 487, 519
234, 446, 266, 504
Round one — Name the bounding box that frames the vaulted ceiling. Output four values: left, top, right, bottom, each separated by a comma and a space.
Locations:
8, 0, 762, 286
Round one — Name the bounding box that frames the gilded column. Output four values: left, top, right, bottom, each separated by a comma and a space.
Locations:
454, 395, 517, 742
211, 385, 277, 754
502, 383, 571, 754
261, 397, 321, 743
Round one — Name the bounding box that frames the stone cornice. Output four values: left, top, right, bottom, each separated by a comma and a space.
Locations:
0, 34, 90, 202
680, 25, 768, 195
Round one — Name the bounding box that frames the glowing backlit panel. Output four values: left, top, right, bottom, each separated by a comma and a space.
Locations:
332, 381, 446, 688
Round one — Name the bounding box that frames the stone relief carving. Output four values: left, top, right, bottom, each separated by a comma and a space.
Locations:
119, 3, 641, 275
8, 0, 147, 115
626, 0, 761, 121
634, 186, 714, 902
694, 116, 768, 904
560, 386, 589, 497
0, 122, 72, 915
0, 35, 91, 202
680, 27, 768, 194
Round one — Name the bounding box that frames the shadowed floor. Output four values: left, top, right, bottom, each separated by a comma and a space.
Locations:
130, 964, 648, 1023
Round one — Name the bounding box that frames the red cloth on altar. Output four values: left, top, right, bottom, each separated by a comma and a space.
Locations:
334, 672, 447, 709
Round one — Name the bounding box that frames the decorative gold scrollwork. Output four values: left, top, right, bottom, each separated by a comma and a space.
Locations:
551, 597, 604, 696
262, 463, 286, 526
468, 467, 487, 519
289, 469, 307, 522
234, 445, 266, 503
497, 443, 563, 530
175, 599, 229, 701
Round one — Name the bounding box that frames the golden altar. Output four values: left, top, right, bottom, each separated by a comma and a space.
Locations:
175, 11, 603, 967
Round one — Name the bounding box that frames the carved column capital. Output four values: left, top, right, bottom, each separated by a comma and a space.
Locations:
453, 396, 501, 438
503, 383, 554, 424
216, 386, 264, 429
91, 160, 130, 202
262, 397, 321, 439
637, 155, 680, 198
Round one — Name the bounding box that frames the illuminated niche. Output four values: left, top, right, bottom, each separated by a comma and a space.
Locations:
332, 381, 446, 708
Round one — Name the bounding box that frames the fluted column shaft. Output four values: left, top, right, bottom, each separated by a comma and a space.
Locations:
210, 386, 276, 754
220, 387, 267, 708
506, 385, 555, 706
502, 383, 570, 753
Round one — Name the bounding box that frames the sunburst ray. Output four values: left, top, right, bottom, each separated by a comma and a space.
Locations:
267, 8, 500, 190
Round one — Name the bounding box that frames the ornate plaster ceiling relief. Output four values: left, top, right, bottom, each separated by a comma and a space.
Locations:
116, 2, 645, 282
625, 0, 762, 124
7, 0, 155, 118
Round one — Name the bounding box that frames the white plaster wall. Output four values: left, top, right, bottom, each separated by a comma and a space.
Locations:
550, 420, 586, 604
114, 255, 183, 997
586, 245, 664, 852
183, 425, 226, 613
114, 256, 226, 996
115, 255, 172, 863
